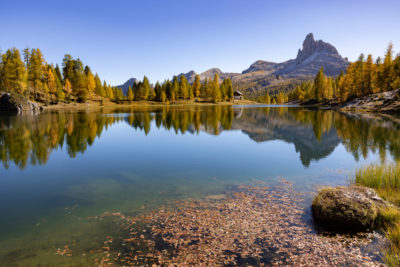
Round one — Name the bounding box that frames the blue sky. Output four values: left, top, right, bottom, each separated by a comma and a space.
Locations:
1, 0, 399, 85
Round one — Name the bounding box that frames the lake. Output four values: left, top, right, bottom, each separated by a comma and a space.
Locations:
0, 105, 398, 266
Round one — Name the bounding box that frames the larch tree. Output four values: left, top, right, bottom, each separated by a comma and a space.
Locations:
314, 67, 325, 102
179, 75, 189, 99
86, 71, 96, 96
211, 74, 221, 103
0, 48, 27, 95
64, 78, 72, 101
47, 67, 57, 102
193, 74, 201, 98
141, 76, 151, 100
127, 86, 134, 101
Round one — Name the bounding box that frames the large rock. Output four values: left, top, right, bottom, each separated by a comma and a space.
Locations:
0, 92, 40, 114
340, 89, 400, 114
312, 186, 388, 233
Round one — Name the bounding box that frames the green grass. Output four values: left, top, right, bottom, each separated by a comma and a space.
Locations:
354, 162, 400, 205
353, 161, 400, 266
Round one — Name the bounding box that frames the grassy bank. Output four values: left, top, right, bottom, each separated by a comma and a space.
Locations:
41, 98, 258, 111
352, 161, 400, 266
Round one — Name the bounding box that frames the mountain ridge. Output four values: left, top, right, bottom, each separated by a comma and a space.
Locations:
118, 33, 349, 93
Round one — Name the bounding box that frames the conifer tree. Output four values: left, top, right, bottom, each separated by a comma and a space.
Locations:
225, 78, 233, 101
86, 71, 96, 96
127, 86, 134, 101
27, 48, 46, 98
64, 78, 72, 101
193, 74, 201, 98
0, 48, 27, 95
363, 54, 376, 94
171, 76, 179, 102
179, 75, 189, 99
265, 93, 271, 104
106, 85, 113, 99
141, 76, 151, 100
314, 67, 325, 102
211, 74, 221, 103
94, 74, 104, 96
54, 64, 63, 82
47, 67, 57, 102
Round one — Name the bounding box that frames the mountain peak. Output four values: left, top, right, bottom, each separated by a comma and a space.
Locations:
296, 33, 339, 63
116, 77, 137, 95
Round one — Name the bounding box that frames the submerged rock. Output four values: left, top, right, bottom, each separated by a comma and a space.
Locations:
312, 186, 388, 233
0, 92, 40, 114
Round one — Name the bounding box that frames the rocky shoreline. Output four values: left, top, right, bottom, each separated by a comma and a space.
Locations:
339, 89, 400, 114
0, 92, 41, 114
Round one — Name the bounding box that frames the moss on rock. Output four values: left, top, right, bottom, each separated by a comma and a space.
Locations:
312, 186, 389, 233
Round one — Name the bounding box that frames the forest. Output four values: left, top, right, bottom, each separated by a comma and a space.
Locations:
0, 48, 234, 104
257, 43, 400, 104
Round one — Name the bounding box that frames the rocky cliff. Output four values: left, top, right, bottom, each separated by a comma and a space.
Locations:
178, 33, 349, 92
118, 33, 349, 93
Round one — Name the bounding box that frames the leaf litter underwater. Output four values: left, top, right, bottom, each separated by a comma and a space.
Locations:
57, 180, 386, 266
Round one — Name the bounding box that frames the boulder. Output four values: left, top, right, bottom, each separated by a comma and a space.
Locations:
312, 186, 388, 233
0, 92, 41, 114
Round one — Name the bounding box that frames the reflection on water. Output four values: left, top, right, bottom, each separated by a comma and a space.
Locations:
1, 106, 399, 170
0, 106, 399, 266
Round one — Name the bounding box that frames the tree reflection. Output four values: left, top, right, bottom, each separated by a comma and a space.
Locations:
0, 106, 399, 170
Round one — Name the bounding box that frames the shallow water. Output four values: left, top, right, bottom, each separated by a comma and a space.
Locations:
0, 105, 398, 266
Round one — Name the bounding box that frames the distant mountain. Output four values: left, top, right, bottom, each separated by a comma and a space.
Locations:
177, 68, 239, 83
116, 78, 137, 95
119, 33, 349, 94
178, 33, 349, 92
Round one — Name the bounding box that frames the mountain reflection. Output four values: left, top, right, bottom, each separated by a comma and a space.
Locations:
0, 106, 399, 170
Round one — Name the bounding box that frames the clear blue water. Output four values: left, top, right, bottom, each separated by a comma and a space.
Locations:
0, 105, 398, 265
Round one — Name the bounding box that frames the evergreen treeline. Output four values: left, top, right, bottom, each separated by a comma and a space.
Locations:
258, 43, 400, 104
0, 47, 121, 103
127, 73, 234, 103
0, 47, 234, 104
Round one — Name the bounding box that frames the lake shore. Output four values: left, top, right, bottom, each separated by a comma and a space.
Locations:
297, 89, 400, 114
40, 98, 258, 111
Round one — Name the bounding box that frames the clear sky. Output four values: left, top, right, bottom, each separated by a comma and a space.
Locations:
1, 0, 399, 85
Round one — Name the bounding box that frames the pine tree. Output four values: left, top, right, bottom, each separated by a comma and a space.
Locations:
47, 67, 57, 102
179, 75, 189, 99
392, 55, 400, 89
0, 48, 27, 95
106, 85, 113, 99
225, 78, 233, 101
363, 54, 376, 94
193, 74, 201, 98
381, 43, 394, 92
27, 48, 46, 98
94, 74, 104, 96
211, 74, 221, 103
277, 91, 285, 103
265, 93, 271, 104
171, 76, 179, 102
314, 67, 325, 102
127, 86, 134, 101
220, 80, 227, 101
141, 76, 151, 100
54, 64, 63, 82
64, 78, 72, 101
86, 71, 96, 96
